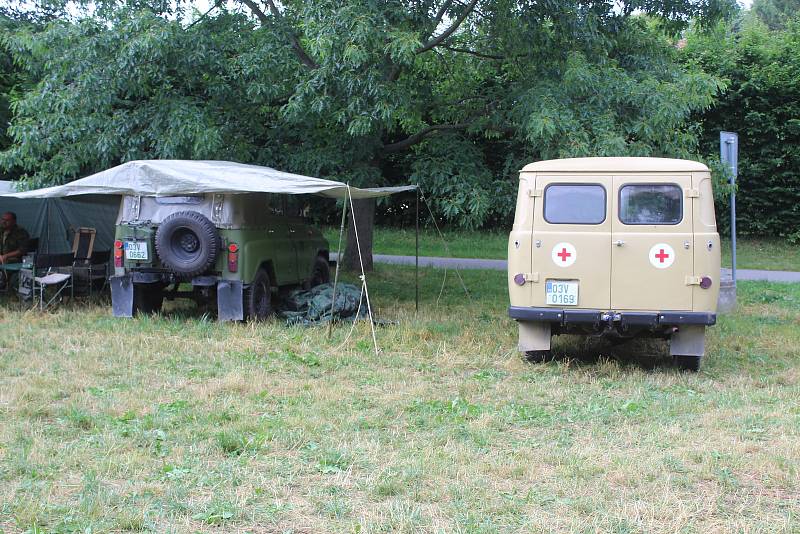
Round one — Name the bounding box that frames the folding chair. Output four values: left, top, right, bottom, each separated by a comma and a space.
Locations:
69, 227, 112, 296
73, 249, 110, 296
26, 252, 74, 310
72, 227, 96, 261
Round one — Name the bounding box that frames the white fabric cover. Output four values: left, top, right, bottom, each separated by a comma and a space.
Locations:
2, 160, 416, 199
34, 273, 71, 284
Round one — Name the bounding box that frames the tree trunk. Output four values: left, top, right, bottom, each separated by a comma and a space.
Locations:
343, 197, 375, 272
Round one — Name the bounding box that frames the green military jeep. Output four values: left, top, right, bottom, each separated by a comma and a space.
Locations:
109, 193, 330, 320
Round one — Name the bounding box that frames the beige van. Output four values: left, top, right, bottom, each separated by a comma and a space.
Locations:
508, 157, 720, 371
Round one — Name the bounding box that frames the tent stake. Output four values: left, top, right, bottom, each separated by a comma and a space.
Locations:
327, 195, 349, 340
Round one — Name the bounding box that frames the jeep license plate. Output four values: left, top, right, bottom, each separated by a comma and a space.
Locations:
124, 241, 149, 261
546, 280, 579, 306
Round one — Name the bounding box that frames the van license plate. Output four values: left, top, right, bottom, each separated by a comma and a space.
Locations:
124, 241, 148, 261
546, 280, 579, 306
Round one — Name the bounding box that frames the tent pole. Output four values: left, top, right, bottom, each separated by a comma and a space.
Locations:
346, 185, 379, 355
327, 196, 348, 340
415, 185, 419, 312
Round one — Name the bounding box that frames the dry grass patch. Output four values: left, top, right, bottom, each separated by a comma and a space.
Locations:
1, 268, 799, 532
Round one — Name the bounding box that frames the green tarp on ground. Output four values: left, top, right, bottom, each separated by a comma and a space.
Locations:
278, 283, 367, 325
0, 181, 119, 254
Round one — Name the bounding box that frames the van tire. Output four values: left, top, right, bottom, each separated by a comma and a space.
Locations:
245, 267, 273, 320
155, 211, 219, 277
674, 355, 701, 372
524, 350, 554, 363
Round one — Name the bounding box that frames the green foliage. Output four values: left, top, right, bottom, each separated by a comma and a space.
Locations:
751, 0, 800, 30
0, 17, 24, 166
682, 18, 800, 240
1, 10, 274, 188
1, 0, 728, 228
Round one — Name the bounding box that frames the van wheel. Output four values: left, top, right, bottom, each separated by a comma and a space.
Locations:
245, 268, 273, 320
133, 284, 163, 315
524, 350, 554, 363
674, 355, 701, 372
310, 256, 331, 287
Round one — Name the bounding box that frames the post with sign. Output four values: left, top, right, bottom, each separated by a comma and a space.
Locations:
720, 132, 738, 285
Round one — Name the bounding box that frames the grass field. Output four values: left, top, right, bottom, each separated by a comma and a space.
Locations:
1, 268, 799, 532
326, 227, 800, 272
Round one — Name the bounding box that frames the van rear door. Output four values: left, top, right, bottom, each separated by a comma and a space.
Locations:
610, 175, 694, 311
531, 175, 612, 310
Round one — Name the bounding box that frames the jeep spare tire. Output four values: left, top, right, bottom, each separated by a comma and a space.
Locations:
155, 211, 219, 277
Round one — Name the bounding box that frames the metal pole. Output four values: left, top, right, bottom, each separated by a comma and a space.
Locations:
415, 185, 419, 312
730, 160, 737, 285
720, 132, 738, 286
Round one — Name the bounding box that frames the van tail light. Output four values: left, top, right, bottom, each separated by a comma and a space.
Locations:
114, 240, 124, 267
227, 243, 239, 273
700, 276, 713, 289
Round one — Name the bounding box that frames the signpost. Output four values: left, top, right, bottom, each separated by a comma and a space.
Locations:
720, 132, 738, 285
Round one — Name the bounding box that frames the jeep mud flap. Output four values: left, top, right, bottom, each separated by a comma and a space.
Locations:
110, 275, 134, 318
217, 280, 244, 322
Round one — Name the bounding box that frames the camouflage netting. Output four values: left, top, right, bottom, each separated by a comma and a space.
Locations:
278, 283, 367, 326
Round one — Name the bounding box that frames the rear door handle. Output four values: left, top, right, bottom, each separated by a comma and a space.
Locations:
614, 240, 625, 247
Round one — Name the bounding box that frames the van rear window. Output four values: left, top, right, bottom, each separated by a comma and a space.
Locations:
544, 184, 606, 224
619, 184, 682, 225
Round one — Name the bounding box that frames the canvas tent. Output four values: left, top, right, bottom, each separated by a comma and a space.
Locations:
0, 181, 119, 255
2, 161, 418, 351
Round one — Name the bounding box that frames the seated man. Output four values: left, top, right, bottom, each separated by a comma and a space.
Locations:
0, 211, 30, 289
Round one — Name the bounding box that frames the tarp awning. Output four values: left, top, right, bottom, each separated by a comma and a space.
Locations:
1, 160, 416, 199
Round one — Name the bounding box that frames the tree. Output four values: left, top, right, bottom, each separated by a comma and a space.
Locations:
682, 17, 800, 240
1, 0, 730, 268
751, 0, 800, 30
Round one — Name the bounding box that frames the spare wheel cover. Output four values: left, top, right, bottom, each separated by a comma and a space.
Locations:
155, 211, 219, 276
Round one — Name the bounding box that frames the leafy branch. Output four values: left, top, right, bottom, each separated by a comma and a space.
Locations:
238, 0, 318, 69
416, 0, 479, 54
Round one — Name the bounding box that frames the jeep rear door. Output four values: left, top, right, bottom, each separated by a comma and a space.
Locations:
531, 175, 612, 310
610, 175, 693, 311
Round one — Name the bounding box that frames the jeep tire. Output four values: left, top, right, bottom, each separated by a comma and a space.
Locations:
674, 355, 701, 372
310, 256, 331, 287
524, 350, 554, 363
245, 267, 273, 320
133, 284, 164, 315
155, 211, 219, 278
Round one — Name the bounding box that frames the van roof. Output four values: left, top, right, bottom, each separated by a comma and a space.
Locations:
521, 157, 709, 173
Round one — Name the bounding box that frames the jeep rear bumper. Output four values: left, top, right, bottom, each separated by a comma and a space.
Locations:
508, 307, 716, 327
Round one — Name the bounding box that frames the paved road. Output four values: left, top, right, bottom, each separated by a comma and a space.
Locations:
333, 253, 800, 283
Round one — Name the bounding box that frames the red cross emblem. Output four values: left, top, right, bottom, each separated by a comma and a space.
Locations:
649, 243, 675, 269
552, 242, 576, 267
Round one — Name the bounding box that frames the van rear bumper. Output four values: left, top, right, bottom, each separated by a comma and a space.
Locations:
508, 307, 716, 327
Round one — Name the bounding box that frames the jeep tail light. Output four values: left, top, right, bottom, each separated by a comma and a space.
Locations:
114, 240, 124, 267
227, 243, 239, 273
